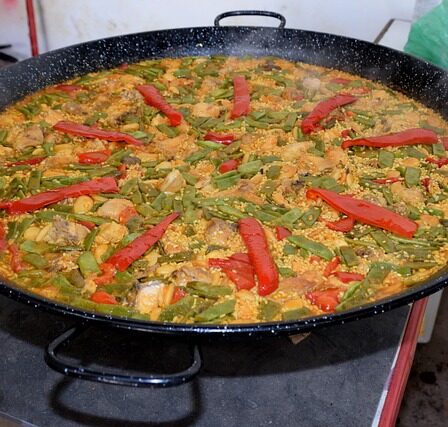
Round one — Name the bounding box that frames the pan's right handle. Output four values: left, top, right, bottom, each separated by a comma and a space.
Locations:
214, 10, 286, 28
45, 325, 202, 387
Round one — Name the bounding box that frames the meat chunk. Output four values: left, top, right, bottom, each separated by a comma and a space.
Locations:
43, 217, 90, 246
205, 218, 236, 246
16, 125, 43, 151
97, 198, 134, 222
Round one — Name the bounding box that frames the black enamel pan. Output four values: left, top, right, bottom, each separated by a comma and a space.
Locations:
1, 11, 447, 387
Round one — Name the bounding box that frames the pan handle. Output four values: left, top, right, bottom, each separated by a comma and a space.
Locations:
214, 10, 286, 28
45, 325, 202, 387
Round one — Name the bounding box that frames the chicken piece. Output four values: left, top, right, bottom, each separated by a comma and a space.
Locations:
281, 141, 313, 161
160, 169, 186, 193
43, 217, 90, 246
134, 280, 163, 314
205, 218, 236, 246
97, 198, 134, 222
191, 102, 221, 118
278, 270, 323, 295
172, 266, 214, 287
95, 222, 128, 245
153, 133, 196, 160
390, 182, 425, 205
218, 180, 265, 205
417, 214, 440, 228
16, 125, 43, 151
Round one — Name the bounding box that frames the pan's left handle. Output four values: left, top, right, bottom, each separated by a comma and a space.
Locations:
214, 10, 286, 28
45, 325, 202, 387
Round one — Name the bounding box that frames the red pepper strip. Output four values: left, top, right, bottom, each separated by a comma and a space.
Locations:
117, 164, 127, 179
301, 94, 357, 134
104, 212, 180, 272
323, 256, 341, 278
204, 132, 235, 145
171, 287, 187, 304
118, 206, 139, 224
136, 85, 183, 127
342, 128, 438, 149
340, 129, 354, 138
0, 177, 118, 215
275, 226, 292, 241
0, 223, 7, 251
6, 157, 45, 167
54, 84, 83, 93
90, 290, 117, 305
306, 288, 341, 312
372, 177, 403, 184
442, 137, 448, 150
330, 78, 351, 85
326, 217, 355, 233
208, 253, 256, 291
78, 150, 111, 164
230, 75, 250, 119
53, 121, 144, 146
238, 218, 279, 296
8, 244, 24, 273
219, 159, 239, 173
421, 177, 431, 191
94, 263, 116, 286
307, 188, 418, 238
426, 157, 448, 168
331, 271, 365, 283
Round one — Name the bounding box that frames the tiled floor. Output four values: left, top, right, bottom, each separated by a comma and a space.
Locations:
398, 291, 448, 426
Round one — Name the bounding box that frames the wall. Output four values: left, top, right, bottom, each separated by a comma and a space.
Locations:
0, 0, 416, 59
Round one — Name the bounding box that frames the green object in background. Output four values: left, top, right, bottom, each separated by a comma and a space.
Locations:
404, 0, 448, 69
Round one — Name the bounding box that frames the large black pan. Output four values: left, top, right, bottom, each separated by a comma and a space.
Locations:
1, 11, 448, 387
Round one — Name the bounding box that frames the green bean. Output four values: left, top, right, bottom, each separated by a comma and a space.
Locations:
78, 251, 100, 277
181, 172, 198, 186
245, 117, 269, 129
210, 87, 233, 99
196, 139, 224, 150
282, 113, 298, 132
84, 228, 98, 251
339, 246, 359, 267
186, 281, 232, 299
405, 146, 426, 159
378, 150, 394, 168
301, 207, 321, 227
388, 235, 434, 247
432, 143, 445, 157
382, 187, 394, 206
260, 180, 277, 197
365, 262, 392, 284
397, 246, 432, 261
287, 235, 334, 261
0, 129, 8, 145
400, 261, 438, 270
217, 205, 246, 219
266, 165, 281, 179
67, 269, 85, 288
159, 295, 195, 321
88, 166, 119, 178
213, 172, 241, 190
20, 240, 51, 255
419, 120, 444, 135
259, 299, 282, 321
6, 222, 18, 240
404, 167, 421, 187
339, 281, 362, 303
185, 149, 211, 164
278, 266, 296, 278
107, 149, 132, 166
283, 244, 298, 256
282, 307, 310, 321
370, 231, 397, 253
407, 206, 421, 220
23, 253, 48, 269
275, 208, 303, 228
103, 283, 133, 297
354, 115, 375, 128
158, 251, 193, 264
16, 217, 35, 240
51, 274, 80, 296
195, 299, 235, 322
151, 192, 166, 211
120, 177, 138, 195
27, 170, 42, 192
238, 160, 263, 177
425, 207, 444, 218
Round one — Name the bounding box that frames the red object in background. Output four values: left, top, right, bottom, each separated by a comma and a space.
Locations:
90, 290, 117, 305
54, 84, 83, 93
6, 157, 45, 167
209, 253, 256, 290
171, 287, 187, 304
372, 177, 404, 184
26, 0, 39, 56
326, 217, 355, 233
426, 157, 448, 168
323, 256, 341, 277
378, 298, 428, 427
331, 271, 365, 283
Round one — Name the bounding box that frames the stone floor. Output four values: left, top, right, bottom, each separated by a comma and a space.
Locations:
398, 291, 448, 426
